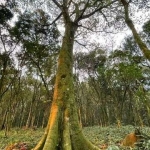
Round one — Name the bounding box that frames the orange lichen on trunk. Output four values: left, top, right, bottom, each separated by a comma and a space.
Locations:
48, 105, 58, 129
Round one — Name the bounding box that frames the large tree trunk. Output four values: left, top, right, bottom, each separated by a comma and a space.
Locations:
33, 21, 99, 150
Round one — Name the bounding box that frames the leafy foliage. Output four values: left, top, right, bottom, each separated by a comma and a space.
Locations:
143, 20, 150, 37
9, 9, 60, 58
0, 5, 13, 24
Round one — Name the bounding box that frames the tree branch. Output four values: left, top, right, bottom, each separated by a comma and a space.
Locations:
77, 0, 118, 21
78, 24, 117, 34
75, 40, 87, 47
52, 0, 62, 9
68, 0, 73, 7
0, 30, 7, 52
63, 0, 67, 6
49, 13, 62, 25
75, 0, 90, 23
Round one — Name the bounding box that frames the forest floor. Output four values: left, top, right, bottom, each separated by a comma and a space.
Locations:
0, 125, 150, 150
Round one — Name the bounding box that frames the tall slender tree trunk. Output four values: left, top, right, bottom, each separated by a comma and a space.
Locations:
34, 21, 99, 150
26, 103, 33, 128
120, 0, 150, 60
0, 110, 8, 130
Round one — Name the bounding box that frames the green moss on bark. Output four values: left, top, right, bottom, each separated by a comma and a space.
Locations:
34, 22, 100, 150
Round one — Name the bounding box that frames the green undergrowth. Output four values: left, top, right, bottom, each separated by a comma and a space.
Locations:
0, 128, 44, 149
84, 125, 150, 149
0, 125, 150, 149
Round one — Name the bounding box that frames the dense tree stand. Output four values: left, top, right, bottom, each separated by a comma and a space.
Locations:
33, 21, 100, 150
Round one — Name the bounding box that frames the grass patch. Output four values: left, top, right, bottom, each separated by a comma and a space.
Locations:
0, 128, 44, 149
0, 125, 150, 149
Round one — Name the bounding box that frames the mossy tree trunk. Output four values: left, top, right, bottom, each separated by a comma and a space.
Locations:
33, 0, 118, 149
33, 19, 99, 150
120, 0, 150, 60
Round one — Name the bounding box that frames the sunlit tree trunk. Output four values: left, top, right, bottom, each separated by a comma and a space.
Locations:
34, 20, 99, 150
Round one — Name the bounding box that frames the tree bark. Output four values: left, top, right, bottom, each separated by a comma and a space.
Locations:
34, 21, 100, 150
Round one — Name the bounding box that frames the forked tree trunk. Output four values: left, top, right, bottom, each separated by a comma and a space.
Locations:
33, 21, 100, 150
